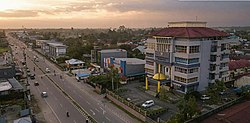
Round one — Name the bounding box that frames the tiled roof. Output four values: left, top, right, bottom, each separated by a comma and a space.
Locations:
229, 59, 250, 70
150, 27, 229, 38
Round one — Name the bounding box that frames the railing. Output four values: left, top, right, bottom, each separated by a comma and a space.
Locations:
185, 96, 245, 123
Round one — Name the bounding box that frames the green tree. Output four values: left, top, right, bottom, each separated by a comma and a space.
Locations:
206, 80, 226, 104
168, 96, 200, 123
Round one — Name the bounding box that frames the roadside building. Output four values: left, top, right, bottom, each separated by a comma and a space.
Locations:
97, 49, 127, 68
65, 58, 85, 70
228, 59, 250, 79
47, 42, 67, 59
145, 21, 237, 93
35, 40, 50, 48
104, 57, 146, 83
0, 78, 23, 95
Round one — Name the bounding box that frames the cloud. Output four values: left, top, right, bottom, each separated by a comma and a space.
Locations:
0, 10, 40, 18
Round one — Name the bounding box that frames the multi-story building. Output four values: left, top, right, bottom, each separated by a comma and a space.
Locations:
97, 49, 127, 68
104, 57, 146, 81
47, 42, 67, 59
145, 21, 235, 93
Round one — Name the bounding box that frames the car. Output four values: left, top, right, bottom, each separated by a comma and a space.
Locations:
200, 95, 210, 100
45, 68, 50, 73
41, 92, 48, 98
34, 81, 39, 86
142, 100, 155, 108
30, 74, 35, 79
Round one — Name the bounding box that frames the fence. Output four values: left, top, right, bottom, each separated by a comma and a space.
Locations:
185, 96, 245, 123
106, 89, 158, 123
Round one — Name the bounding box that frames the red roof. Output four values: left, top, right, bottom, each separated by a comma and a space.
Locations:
150, 27, 229, 38
229, 59, 250, 70
202, 101, 250, 123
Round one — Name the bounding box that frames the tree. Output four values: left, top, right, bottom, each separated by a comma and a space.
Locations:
168, 96, 200, 123
206, 80, 227, 104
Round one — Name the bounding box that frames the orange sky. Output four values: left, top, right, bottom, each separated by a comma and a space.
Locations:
0, 0, 249, 28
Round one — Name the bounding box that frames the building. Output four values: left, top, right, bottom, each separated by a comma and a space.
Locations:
47, 43, 67, 59
145, 21, 236, 93
65, 58, 85, 70
98, 49, 127, 68
104, 57, 146, 82
0, 78, 23, 95
35, 40, 49, 48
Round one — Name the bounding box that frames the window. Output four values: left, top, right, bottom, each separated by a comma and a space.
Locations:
210, 55, 217, 62
146, 53, 154, 58
221, 54, 229, 60
175, 57, 188, 64
188, 68, 198, 73
175, 67, 198, 74
146, 60, 154, 66
188, 58, 199, 64
221, 44, 226, 51
174, 76, 198, 83
189, 46, 200, 53
175, 57, 199, 64
175, 45, 187, 53
210, 64, 216, 71
175, 67, 188, 74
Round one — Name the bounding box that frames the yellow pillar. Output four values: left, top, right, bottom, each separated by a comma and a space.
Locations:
157, 64, 161, 93
145, 76, 148, 90
157, 80, 160, 93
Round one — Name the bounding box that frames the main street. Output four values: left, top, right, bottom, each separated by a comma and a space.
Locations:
7, 32, 139, 123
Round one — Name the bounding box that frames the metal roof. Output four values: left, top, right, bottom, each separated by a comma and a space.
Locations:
114, 58, 145, 65
99, 49, 127, 53
65, 59, 85, 65
8, 78, 23, 91
150, 27, 229, 38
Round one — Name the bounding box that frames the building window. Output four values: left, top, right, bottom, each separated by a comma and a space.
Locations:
146, 53, 154, 58
175, 67, 187, 74
174, 76, 198, 83
175, 57, 199, 64
221, 44, 226, 51
210, 55, 217, 62
221, 54, 229, 60
175, 45, 187, 53
188, 68, 198, 73
189, 46, 200, 53
146, 60, 154, 66
175, 57, 188, 64
188, 58, 199, 64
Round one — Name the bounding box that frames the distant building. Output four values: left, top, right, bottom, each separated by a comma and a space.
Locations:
104, 58, 146, 81
39, 40, 67, 59
145, 21, 236, 93
65, 58, 85, 70
91, 46, 101, 63
133, 46, 146, 54
0, 78, 23, 95
97, 49, 127, 68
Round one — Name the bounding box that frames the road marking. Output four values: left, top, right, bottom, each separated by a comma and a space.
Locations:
100, 107, 106, 114
105, 116, 111, 121
86, 101, 90, 105
59, 104, 63, 108
90, 109, 95, 115
73, 120, 77, 123
95, 108, 100, 112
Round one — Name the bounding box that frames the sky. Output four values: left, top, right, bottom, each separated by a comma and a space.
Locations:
0, 0, 249, 28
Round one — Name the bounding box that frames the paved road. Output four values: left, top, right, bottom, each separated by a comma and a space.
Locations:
7, 32, 140, 123
8, 34, 88, 123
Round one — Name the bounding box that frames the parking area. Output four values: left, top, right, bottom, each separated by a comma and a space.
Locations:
117, 81, 179, 121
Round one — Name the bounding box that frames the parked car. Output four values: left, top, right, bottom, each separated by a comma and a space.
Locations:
34, 81, 39, 86
142, 100, 155, 108
41, 92, 48, 98
200, 95, 210, 100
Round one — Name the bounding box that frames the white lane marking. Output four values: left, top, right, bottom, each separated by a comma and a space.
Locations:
95, 108, 100, 112
105, 116, 111, 121
100, 107, 106, 114
59, 104, 63, 108
73, 120, 77, 123
86, 101, 90, 105
90, 109, 95, 115
37, 87, 62, 123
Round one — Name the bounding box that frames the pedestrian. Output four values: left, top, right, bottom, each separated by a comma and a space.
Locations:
66, 111, 70, 117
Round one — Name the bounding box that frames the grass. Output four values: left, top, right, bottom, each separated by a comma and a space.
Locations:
0, 47, 9, 54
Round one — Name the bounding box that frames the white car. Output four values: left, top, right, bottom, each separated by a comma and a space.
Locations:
41, 92, 48, 98
200, 95, 210, 100
142, 100, 154, 108
45, 68, 50, 73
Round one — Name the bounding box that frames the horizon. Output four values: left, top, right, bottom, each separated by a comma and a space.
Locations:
0, 0, 250, 28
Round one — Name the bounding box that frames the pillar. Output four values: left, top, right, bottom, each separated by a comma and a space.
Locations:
145, 76, 148, 90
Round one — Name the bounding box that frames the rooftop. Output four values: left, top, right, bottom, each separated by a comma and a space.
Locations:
229, 59, 250, 70
115, 58, 146, 65
65, 58, 85, 65
150, 27, 229, 38
48, 42, 67, 47
0, 81, 12, 92
99, 49, 127, 53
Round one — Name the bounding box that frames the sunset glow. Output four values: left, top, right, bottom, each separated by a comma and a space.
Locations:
0, 0, 249, 28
